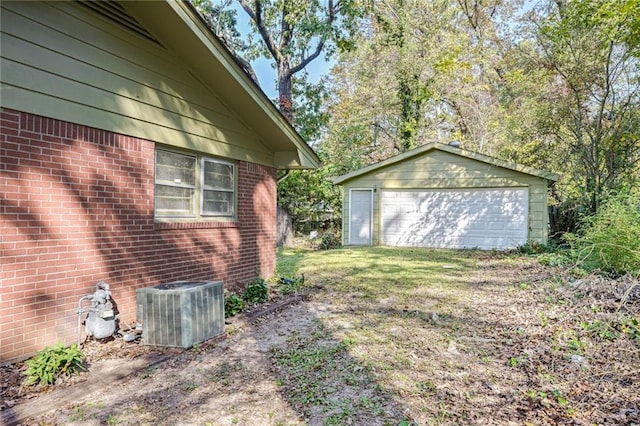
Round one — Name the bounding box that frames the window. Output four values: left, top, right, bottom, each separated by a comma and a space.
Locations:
155, 148, 235, 219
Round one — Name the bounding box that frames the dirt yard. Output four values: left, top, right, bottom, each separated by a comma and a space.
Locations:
1, 248, 639, 425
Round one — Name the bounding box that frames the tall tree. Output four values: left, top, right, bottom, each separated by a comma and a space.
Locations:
192, 0, 366, 124
321, 0, 520, 171
236, 0, 365, 123
192, 0, 366, 235
527, 0, 640, 213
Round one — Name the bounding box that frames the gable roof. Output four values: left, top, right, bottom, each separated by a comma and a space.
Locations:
120, 1, 320, 170
333, 142, 559, 184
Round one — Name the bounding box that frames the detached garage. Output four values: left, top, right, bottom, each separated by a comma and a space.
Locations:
333, 142, 558, 250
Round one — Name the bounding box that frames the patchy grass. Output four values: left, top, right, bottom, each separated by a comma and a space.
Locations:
5, 247, 638, 425
270, 247, 640, 425
269, 326, 406, 425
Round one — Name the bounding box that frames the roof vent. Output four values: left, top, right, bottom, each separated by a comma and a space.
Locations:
448, 140, 461, 148
78, 1, 160, 45
136, 281, 224, 348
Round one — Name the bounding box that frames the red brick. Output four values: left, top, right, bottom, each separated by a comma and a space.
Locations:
1, 108, 277, 362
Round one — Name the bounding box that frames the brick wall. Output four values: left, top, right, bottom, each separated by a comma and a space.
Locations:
0, 108, 277, 362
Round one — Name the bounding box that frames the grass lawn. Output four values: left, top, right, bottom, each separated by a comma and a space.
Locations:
7, 246, 638, 425
270, 246, 640, 425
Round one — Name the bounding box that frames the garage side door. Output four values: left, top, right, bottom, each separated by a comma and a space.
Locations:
381, 188, 528, 250
349, 189, 373, 245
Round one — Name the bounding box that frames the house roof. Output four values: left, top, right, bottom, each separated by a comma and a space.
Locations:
122, 1, 320, 170
333, 142, 559, 184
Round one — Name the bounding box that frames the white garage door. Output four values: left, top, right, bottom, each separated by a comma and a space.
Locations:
381, 188, 528, 250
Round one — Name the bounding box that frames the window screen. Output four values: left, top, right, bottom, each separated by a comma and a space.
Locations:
154, 148, 235, 219
202, 159, 234, 216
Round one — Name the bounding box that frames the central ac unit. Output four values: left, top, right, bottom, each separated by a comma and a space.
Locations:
136, 280, 224, 348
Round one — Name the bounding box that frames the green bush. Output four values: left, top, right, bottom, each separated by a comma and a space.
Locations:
224, 293, 245, 318
317, 228, 342, 250
24, 342, 85, 386
567, 192, 640, 277
243, 277, 268, 304
516, 241, 559, 255
537, 252, 574, 268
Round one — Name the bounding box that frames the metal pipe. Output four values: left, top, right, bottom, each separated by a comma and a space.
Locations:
76, 294, 93, 347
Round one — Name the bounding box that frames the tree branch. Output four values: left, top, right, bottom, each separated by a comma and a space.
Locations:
288, 37, 328, 76
239, 0, 282, 62
288, 0, 337, 77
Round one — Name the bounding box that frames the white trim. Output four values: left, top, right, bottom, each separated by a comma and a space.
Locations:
348, 188, 374, 246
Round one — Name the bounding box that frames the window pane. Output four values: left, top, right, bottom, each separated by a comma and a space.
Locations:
203, 190, 233, 215
156, 184, 195, 214
156, 150, 195, 185
203, 160, 233, 190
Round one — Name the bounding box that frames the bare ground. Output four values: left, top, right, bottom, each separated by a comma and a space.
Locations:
1, 249, 639, 425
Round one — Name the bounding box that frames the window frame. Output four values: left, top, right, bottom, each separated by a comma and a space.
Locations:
154, 147, 236, 221
200, 157, 235, 217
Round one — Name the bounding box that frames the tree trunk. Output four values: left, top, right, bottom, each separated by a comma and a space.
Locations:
277, 60, 294, 124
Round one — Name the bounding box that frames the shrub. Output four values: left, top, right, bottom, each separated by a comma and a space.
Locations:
23, 342, 85, 386
516, 241, 561, 255
537, 252, 574, 268
317, 228, 342, 250
224, 293, 245, 318
567, 192, 640, 277
243, 277, 268, 304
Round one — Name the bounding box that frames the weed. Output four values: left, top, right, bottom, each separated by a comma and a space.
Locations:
69, 406, 87, 422
582, 315, 640, 343
278, 274, 305, 295
24, 342, 85, 386
526, 389, 570, 410
270, 332, 395, 422
417, 380, 438, 395
224, 292, 245, 318
537, 252, 574, 267
140, 366, 157, 379
518, 282, 531, 290
210, 360, 242, 386
538, 312, 549, 327
566, 191, 640, 277
581, 319, 618, 340
182, 382, 199, 391
243, 277, 268, 304
68, 402, 104, 422
516, 241, 559, 255
617, 315, 640, 342
105, 415, 119, 425
567, 335, 586, 354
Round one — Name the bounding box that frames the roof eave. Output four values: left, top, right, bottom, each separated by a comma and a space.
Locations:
123, 1, 320, 170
